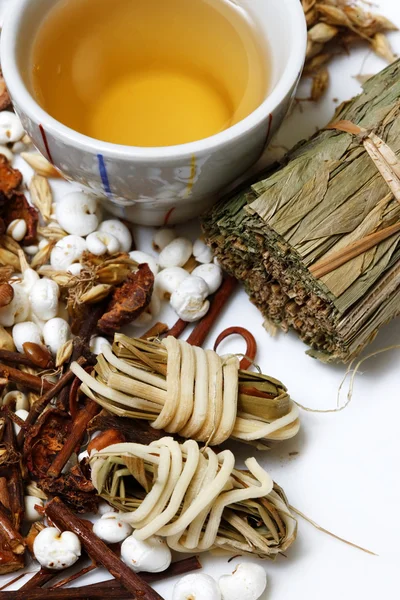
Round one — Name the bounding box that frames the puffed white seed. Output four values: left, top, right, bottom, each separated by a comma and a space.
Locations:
7, 219, 27, 242
192, 263, 223, 295
93, 513, 133, 544
33, 527, 81, 570
0, 283, 30, 327
12, 321, 43, 353
0, 112, 24, 144
193, 238, 214, 264
173, 574, 221, 600
154, 267, 189, 300
90, 336, 112, 355
0, 145, 14, 162
51, 235, 87, 271
98, 220, 132, 253
43, 318, 71, 356
55, 192, 99, 236
219, 563, 267, 600
159, 238, 192, 269
121, 535, 172, 573
29, 278, 60, 321
152, 228, 177, 252
170, 276, 210, 322
129, 251, 159, 276
67, 263, 83, 276
86, 231, 120, 256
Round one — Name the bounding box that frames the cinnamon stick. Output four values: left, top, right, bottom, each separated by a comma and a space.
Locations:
186, 275, 237, 347
167, 318, 189, 339
0, 363, 53, 393
17, 356, 87, 447
47, 400, 100, 478
141, 321, 169, 340
46, 497, 164, 600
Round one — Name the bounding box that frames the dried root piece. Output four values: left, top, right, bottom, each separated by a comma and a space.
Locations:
90, 438, 296, 558
97, 263, 154, 334
72, 334, 300, 449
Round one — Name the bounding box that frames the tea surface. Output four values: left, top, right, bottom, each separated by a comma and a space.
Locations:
31, 0, 268, 147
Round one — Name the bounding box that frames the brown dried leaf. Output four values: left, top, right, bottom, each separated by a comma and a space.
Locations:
0, 155, 22, 200
29, 175, 53, 222
97, 263, 154, 335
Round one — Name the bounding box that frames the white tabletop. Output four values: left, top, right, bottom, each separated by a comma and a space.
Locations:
5, 0, 400, 597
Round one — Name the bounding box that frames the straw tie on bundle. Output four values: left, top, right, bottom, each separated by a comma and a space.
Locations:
90, 437, 296, 558
71, 334, 300, 449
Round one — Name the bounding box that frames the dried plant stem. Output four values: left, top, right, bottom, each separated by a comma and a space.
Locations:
310, 220, 400, 278
46, 497, 164, 600
47, 400, 100, 478
17, 356, 87, 447
0, 504, 25, 554
0, 349, 49, 369
19, 569, 54, 590
0, 363, 53, 393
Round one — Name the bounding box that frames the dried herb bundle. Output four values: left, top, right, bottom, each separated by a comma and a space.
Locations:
71, 334, 300, 449
302, 0, 397, 100
90, 438, 296, 558
202, 61, 400, 363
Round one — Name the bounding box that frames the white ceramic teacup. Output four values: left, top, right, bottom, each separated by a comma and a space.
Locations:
2, 0, 306, 226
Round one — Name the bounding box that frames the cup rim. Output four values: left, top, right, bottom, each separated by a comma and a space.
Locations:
1, 0, 307, 162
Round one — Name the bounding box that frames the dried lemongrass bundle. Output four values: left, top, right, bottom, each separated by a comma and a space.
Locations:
71, 334, 300, 449
90, 437, 296, 558
202, 61, 400, 363
302, 0, 397, 100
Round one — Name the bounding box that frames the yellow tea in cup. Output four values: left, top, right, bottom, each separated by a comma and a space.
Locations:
31, 0, 269, 147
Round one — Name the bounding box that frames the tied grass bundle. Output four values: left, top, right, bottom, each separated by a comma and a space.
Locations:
90, 437, 296, 558
71, 334, 300, 449
202, 62, 400, 363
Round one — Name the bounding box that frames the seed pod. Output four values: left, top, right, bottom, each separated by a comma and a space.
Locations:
308, 22, 338, 43
371, 32, 396, 63
29, 175, 53, 222
21, 152, 61, 178
0, 248, 20, 270
23, 342, 53, 368
55, 339, 73, 367
311, 68, 330, 102
79, 283, 112, 304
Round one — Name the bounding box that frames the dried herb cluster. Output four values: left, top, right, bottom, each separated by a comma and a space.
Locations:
302, 0, 397, 100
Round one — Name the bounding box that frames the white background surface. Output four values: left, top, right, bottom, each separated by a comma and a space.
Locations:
4, 0, 400, 598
